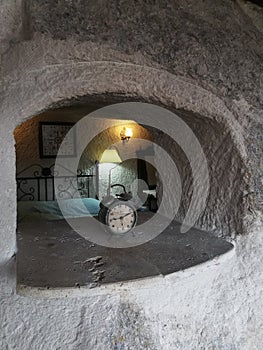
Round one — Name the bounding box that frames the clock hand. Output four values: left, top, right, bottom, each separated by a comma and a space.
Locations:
120, 212, 133, 219
111, 212, 133, 221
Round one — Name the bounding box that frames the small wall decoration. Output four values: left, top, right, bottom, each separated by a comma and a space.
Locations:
39, 122, 76, 158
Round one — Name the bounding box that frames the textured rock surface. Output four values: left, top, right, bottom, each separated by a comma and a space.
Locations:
152, 112, 246, 237
1, 230, 263, 349
28, 0, 263, 108
0, 0, 262, 349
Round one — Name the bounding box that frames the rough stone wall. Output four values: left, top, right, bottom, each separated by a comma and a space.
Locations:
151, 110, 246, 237
27, 0, 262, 108
14, 110, 83, 173
246, 121, 263, 208
0, 1, 262, 349
1, 232, 263, 350
2, 0, 261, 215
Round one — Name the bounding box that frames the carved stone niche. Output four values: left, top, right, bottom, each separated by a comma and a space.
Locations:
15, 103, 235, 289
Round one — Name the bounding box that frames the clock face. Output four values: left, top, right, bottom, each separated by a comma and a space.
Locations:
106, 203, 137, 234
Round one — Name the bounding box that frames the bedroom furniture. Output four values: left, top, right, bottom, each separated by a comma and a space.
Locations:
16, 163, 100, 222
16, 163, 97, 201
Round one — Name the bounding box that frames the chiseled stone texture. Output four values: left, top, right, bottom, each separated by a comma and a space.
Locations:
0, 230, 263, 349
29, 0, 263, 108
151, 112, 247, 238
0, 0, 262, 349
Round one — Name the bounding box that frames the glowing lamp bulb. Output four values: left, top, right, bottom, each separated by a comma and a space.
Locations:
125, 128, 133, 138
120, 127, 133, 142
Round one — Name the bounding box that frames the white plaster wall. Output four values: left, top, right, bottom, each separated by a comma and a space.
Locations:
98, 161, 138, 200
0, 229, 262, 350
0, 14, 262, 349
0, 65, 262, 350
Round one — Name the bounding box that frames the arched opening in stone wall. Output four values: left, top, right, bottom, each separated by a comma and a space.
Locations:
14, 94, 245, 288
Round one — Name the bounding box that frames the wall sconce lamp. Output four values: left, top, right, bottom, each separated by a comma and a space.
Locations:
120, 127, 133, 142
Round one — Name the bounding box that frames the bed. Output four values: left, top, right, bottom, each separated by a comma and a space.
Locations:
16, 163, 100, 222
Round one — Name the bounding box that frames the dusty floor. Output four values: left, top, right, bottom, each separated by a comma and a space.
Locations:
17, 212, 233, 288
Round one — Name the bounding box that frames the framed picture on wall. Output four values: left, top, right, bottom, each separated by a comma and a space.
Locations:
39, 122, 76, 158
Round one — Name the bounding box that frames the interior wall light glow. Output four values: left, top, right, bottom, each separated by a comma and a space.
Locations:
120, 127, 133, 142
